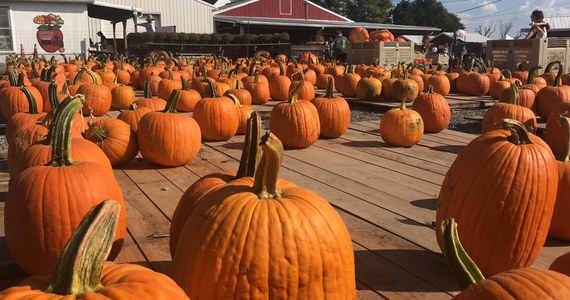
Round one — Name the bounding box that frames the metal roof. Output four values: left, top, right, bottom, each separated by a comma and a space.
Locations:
398, 35, 424, 44
88, 1, 143, 23
214, 16, 441, 33
431, 32, 489, 43
547, 16, 570, 30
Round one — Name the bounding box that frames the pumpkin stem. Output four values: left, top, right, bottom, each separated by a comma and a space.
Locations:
544, 60, 560, 73
527, 66, 542, 84
235, 80, 243, 90
181, 76, 188, 90
426, 85, 435, 94
248, 59, 257, 76
47, 95, 84, 167
324, 76, 335, 98
46, 200, 121, 296
162, 89, 181, 114
288, 72, 304, 104
203, 77, 219, 98
87, 119, 108, 141
556, 116, 570, 163
276, 60, 285, 76
49, 80, 61, 111
128, 102, 140, 110
252, 132, 283, 200
553, 63, 564, 87
440, 219, 486, 290
236, 112, 262, 179
21, 86, 39, 114
143, 81, 152, 98
501, 119, 534, 145
508, 82, 521, 106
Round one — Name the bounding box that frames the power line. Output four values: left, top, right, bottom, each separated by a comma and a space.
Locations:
454, 0, 502, 14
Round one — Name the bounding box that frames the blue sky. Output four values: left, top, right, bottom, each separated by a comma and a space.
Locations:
394, 0, 570, 38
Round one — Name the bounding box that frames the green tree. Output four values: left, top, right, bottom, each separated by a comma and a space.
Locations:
312, 0, 392, 23
391, 0, 463, 31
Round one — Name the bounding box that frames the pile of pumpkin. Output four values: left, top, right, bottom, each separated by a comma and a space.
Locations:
0, 54, 359, 298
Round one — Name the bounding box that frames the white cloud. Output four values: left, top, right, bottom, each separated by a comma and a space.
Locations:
480, 0, 498, 13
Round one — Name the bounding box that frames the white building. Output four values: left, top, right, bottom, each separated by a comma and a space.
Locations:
0, 0, 215, 64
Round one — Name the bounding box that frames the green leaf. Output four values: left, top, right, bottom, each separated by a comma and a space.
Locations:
52, 24, 61, 30
37, 25, 49, 30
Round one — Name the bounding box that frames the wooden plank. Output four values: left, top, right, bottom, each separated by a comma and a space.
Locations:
356, 282, 387, 300
113, 169, 174, 275
114, 230, 152, 269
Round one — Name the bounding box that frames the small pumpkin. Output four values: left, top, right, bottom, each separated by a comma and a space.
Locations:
270, 73, 321, 148
117, 102, 152, 133
134, 81, 167, 111
268, 60, 292, 101
84, 118, 139, 167
380, 93, 423, 147
412, 85, 450, 133
356, 74, 382, 101
193, 78, 239, 141
312, 76, 351, 138
76, 68, 112, 117
110, 84, 135, 109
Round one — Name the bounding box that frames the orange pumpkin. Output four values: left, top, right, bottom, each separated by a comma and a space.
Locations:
356, 74, 382, 101
312, 76, 351, 138
84, 118, 139, 166
134, 81, 167, 111
193, 78, 239, 141
412, 85, 450, 133
0, 200, 189, 299
483, 83, 537, 133
246, 73, 271, 105
535, 66, 570, 120
269, 60, 292, 101
270, 74, 320, 148
111, 84, 135, 109
440, 218, 570, 299
227, 93, 254, 135
76, 69, 112, 117
171, 133, 355, 299
436, 119, 558, 276
349, 27, 370, 43
426, 73, 450, 96
137, 90, 202, 167
380, 95, 423, 147
117, 103, 152, 133
4, 96, 126, 276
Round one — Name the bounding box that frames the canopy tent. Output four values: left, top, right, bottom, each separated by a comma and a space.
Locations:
88, 1, 143, 54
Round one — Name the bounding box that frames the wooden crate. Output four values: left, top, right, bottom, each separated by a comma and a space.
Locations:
348, 41, 415, 67
486, 38, 570, 73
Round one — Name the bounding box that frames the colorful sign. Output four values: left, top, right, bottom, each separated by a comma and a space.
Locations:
33, 13, 65, 53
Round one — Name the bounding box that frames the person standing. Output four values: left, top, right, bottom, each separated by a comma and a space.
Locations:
324, 37, 334, 60
452, 25, 467, 66
138, 15, 156, 32
333, 30, 350, 63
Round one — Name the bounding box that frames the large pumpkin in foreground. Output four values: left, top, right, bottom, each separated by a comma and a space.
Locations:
436, 119, 558, 277
172, 133, 355, 299
0, 200, 190, 300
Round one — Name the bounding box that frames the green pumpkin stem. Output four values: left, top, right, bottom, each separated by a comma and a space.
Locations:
162, 89, 181, 113
181, 76, 188, 90
440, 219, 486, 290
73, 68, 86, 85
553, 63, 564, 87
426, 85, 435, 95
248, 59, 257, 76
254, 73, 260, 84
128, 102, 140, 110
252, 132, 283, 200
48, 95, 84, 167
143, 81, 152, 98
276, 60, 285, 76
527, 66, 542, 84
236, 80, 243, 90
31, 60, 40, 79
236, 111, 262, 179
501, 69, 512, 79
288, 72, 304, 104
544, 60, 560, 73
21, 86, 39, 114
501, 118, 534, 145
87, 119, 108, 141
203, 77, 218, 98
509, 83, 521, 106
556, 116, 570, 162
46, 200, 121, 296
325, 76, 335, 98
49, 80, 61, 110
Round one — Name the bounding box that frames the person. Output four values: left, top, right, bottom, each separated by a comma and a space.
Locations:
333, 30, 350, 63
525, 10, 549, 39
443, 43, 449, 54
323, 37, 333, 60
96, 31, 112, 52
452, 25, 467, 66
138, 15, 156, 32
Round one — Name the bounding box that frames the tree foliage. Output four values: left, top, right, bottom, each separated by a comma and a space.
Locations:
311, 0, 393, 23
391, 0, 463, 31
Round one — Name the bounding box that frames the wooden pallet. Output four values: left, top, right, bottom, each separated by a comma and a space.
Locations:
0, 113, 566, 299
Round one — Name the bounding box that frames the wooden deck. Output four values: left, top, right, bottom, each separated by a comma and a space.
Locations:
0, 105, 568, 299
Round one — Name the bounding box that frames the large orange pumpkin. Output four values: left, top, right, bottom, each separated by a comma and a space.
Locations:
356, 74, 382, 101
137, 90, 202, 167
172, 133, 356, 299
349, 27, 370, 43
76, 68, 112, 117
4, 96, 126, 276
436, 119, 558, 277
535, 66, 570, 120
0, 200, 189, 299
380, 95, 424, 147
482, 83, 537, 133
193, 78, 239, 141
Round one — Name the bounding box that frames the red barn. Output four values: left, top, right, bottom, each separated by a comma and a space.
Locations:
215, 0, 351, 22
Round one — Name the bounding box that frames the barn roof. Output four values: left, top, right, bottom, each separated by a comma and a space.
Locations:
431, 32, 489, 43
214, 15, 440, 33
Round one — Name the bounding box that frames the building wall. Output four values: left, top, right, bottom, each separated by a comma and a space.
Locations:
218, 0, 347, 21
88, 0, 214, 41
0, 2, 88, 60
